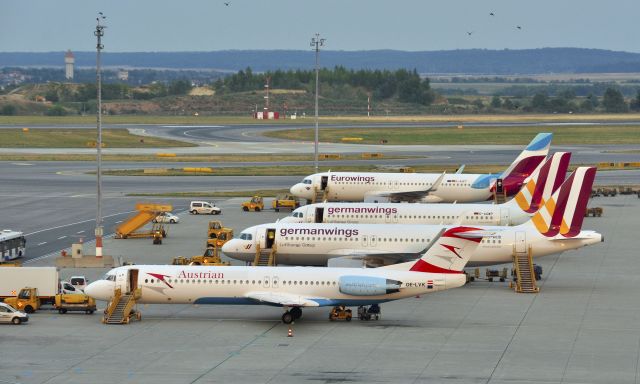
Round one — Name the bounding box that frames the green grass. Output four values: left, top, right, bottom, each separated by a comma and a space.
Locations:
0, 153, 419, 162
0, 128, 195, 148
264, 125, 640, 145
101, 164, 509, 177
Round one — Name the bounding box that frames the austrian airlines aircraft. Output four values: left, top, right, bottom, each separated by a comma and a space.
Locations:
85, 227, 484, 324
282, 152, 570, 227
223, 167, 601, 267
289, 132, 552, 203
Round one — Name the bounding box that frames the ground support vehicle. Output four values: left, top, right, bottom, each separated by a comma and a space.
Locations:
153, 212, 180, 224
585, 207, 603, 217
190, 201, 221, 215
55, 294, 96, 314
116, 203, 172, 240
172, 246, 230, 266
242, 196, 264, 211
0, 302, 28, 324
357, 305, 381, 321
0, 229, 26, 261
207, 221, 234, 248
329, 305, 352, 321
272, 194, 300, 212
1, 268, 81, 313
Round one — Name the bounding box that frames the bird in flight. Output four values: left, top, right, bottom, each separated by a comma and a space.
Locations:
489, 12, 495, 16
224, 2, 230, 5
516, 25, 522, 30
467, 31, 474, 36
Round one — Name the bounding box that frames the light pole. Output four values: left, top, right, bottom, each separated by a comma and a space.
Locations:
94, 13, 106, 258
310, 33, 325, 172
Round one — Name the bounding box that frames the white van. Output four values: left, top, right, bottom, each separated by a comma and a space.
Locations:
189, 201, 221, 215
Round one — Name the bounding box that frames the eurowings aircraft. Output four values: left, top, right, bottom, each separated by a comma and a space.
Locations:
223, 167, 601, 267
289, 132, 552, 203
282, 152, 570, 226
85, 226, 484, 324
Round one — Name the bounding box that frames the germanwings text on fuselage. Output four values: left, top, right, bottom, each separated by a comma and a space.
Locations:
279, 227, 359, 238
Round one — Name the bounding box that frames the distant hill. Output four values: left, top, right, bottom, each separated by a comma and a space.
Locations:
2, 48, 640, 74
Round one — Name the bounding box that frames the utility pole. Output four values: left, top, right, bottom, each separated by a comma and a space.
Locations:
94, 13, 106, 258
310, 33, 325, 172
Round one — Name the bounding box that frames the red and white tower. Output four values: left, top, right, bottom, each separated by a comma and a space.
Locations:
64, 50, 75, 80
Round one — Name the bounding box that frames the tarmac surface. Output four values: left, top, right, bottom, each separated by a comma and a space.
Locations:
1, 195, 637, 384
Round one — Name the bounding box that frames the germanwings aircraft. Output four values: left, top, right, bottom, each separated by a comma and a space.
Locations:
289, 132, 553, 203
85, 226, 484, 324
223, 167, 601, 267
282, 152, 570, 227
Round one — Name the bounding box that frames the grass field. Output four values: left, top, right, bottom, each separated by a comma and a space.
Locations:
0, 128, 195, 148
101, 164, 522, 177
0, 153, 419, 162
264, 125, 640, 145
3, 113, 640, 126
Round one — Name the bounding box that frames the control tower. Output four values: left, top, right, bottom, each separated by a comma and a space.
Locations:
64, 50, 75, 80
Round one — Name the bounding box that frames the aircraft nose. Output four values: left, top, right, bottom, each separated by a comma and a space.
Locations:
85, 281, 113, 301
289, 184, 299, 195
221, 239, 237, 255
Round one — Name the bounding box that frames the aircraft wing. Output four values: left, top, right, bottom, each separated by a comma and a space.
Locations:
367, 171, 447, 203
326, 246, 433, 266
244, 291, 323, 307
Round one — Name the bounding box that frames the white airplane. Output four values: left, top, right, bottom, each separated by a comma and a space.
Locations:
289, 132, 553, 203
223, 167, 601, 267
281, 152, 570, 227
85, 226, 485, 324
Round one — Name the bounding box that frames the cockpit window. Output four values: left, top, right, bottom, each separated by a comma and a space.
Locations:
302, 179, 312, 184
102, 274, 116, 282
240, 233, 253, 240
292, 212, 303, 218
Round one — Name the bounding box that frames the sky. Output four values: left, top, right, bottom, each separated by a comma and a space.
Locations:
1, 0, 638, 53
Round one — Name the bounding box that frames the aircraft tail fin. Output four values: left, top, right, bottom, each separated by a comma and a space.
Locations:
383, 227, 485, 273
496, 133, 553, 195
530, 167, 596, 238
509, 151, 571, 213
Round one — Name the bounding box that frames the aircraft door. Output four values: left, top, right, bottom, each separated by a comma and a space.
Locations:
370, 235, 377, 247
500, 208, 510, 226
127, 269, 139, 294
265, 228, 276, 249
315, 207, 324, 223
515, 231, 526, 253
262, 276, 270, 288
321, 176, 328, 190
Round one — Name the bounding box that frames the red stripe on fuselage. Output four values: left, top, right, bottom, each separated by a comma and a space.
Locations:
410, 259, 464, 274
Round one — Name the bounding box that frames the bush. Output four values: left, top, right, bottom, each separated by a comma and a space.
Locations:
46, 105, 68, 116
1, 104, 17, 115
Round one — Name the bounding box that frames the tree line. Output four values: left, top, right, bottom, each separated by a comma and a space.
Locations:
213, 66, 436, 105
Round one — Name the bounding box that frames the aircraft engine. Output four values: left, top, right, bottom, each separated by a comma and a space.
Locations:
338, 276, 402, 296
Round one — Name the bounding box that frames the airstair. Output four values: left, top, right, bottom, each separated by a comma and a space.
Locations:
493, 189, 508, 204
115, 203, 172, 239
312, 188, 326, 203
512, 246, 539, 293
102, 288, 142, 324
253, 244, 277, 266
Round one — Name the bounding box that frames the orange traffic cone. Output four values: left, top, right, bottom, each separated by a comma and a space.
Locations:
287, 327, 293, 337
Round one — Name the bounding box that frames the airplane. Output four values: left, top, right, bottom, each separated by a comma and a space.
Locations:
289, 132, 553, 203
85, 226, 485, 324
281, 152, 570, 227
223, 167, 601, 268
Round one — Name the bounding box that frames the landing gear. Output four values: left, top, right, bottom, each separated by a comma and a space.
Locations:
282, 307, 302, 324
290, 307, 302, 320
